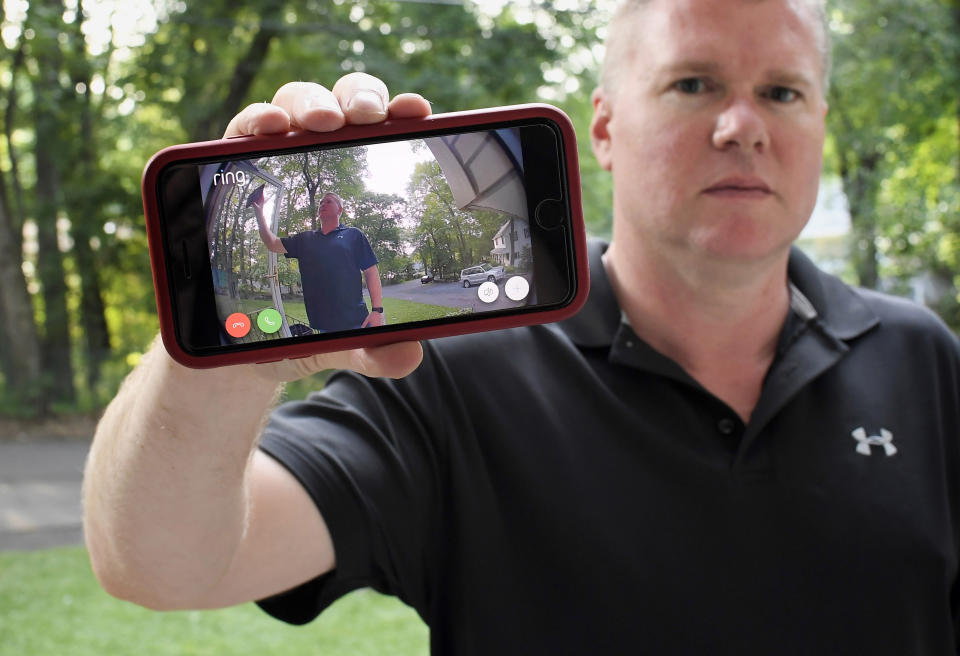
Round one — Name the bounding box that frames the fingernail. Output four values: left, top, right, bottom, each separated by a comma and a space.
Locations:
306, 94, 342, 113
347, 90, 386, 116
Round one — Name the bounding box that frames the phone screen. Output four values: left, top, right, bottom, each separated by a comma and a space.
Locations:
155, 118, 577, 356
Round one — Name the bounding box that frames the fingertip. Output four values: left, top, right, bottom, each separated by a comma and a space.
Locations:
250, 107, 293, 135
332, 73, 389, 125
344, 90, 388, 124
223, 103, 290, 138
294, 88, 346, 132
296, 106, 347, 132
271, 82, 346, 133
387, 93, 433, 119
361, 341, 424, 379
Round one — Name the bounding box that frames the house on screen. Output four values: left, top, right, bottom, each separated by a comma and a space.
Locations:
490, 217, 531, 269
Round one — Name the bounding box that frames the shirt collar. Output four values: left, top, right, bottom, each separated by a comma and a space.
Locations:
785, 246, 879, 340
315, 224, 345, 236
556, 239, 879, 349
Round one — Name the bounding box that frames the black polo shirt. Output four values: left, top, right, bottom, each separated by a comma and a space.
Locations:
281, 225, 377, 331
258, 239, 960, 655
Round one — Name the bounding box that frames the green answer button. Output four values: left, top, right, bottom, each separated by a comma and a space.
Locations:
257, 308, 282, 334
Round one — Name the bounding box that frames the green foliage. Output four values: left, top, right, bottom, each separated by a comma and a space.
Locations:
1, 0, 957, 417
407, 159, 509, 276
825, 0, 960, 312
349, 192, 408, 279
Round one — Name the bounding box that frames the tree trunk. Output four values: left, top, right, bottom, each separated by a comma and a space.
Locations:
838, 149, 880, 290
0, 171, 44, 413
73, 227, 110, 388
188, 1, 285, 142
65, 5, 110, 389
34, 110, 75, 404
31, 0, 75, 405
955, 1, 960, 185
3, 43, 26, 241
301, 154, 320, 232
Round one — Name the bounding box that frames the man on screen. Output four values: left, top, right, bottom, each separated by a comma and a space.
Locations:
84, 0, 960, 653
252, 190, 386, 331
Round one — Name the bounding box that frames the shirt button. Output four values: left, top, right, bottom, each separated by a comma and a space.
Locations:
716, 418, 737, 436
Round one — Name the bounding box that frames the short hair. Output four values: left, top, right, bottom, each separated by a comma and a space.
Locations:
600, 0, 832, 97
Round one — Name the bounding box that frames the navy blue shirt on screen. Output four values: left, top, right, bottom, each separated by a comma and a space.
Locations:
280, 226, 377, 332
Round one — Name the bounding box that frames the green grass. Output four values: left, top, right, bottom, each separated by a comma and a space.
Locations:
234, 296, 467, 331
376, 297, 469, 325
0, 547, 428, 656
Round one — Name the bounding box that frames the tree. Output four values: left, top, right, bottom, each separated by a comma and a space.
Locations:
0, 3, 44, 412
349, 192, 407, 280
28, 0, 76, 403
827, 0, 960, 296
133, 0, 288, 141
0, 0, 650, 415
406, 159, 510, 275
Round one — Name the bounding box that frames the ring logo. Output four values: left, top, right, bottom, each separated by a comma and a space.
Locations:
213, 170, 247, 186
852, 427, 897, 457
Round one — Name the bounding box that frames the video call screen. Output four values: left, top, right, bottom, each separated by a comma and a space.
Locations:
197, 128, 541, 344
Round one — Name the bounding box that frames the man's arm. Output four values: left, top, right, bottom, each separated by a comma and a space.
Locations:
361, 264, 386, 328
83, 76, 430, 611
252, 201, 287, 254
83, 340, 334, 609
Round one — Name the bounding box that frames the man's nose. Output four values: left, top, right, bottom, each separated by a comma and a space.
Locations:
712, 97, 770, 152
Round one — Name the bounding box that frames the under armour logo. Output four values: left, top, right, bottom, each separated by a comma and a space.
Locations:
852, 427, 897, 457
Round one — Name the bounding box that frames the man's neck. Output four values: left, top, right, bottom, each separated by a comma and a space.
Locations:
319, 219, 340, 235
603, 234, 792, 423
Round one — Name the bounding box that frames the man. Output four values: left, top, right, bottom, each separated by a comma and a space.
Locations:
84, 1, 960, 653
252, 189, 386, 331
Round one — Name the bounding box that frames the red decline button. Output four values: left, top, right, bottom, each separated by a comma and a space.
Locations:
225, 312, 251, 338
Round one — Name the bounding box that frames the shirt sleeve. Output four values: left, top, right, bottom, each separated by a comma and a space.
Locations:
254, 349, 449, 625
280, 232, 302, 259
352, 229, 378, 271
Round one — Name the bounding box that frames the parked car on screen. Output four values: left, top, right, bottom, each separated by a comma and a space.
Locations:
460, 263, 505, 288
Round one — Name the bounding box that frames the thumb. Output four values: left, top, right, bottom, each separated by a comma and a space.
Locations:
348, 341, 424, 378
266, 340, 423, 382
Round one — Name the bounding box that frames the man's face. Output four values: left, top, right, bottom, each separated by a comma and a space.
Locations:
319, 194, 342, 222
591, 0, 828, 264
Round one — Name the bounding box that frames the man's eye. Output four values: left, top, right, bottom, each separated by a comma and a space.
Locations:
673, 78, 708, 94
765, 86, 800, 103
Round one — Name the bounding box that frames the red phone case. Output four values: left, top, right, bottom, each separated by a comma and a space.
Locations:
142, 104, 589, 368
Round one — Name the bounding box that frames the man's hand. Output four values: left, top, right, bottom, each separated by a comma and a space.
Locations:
246, 184, 267, 210
227, 73, 432, 382
361, 310, 386, 329
85, 75, 433, 613
223, 74, 432, 138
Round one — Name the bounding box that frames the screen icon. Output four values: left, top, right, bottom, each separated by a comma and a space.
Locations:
257, 308, 282, 334
225, 312, 251, 338
477, 281, 499, 304
504, 276, 530, 301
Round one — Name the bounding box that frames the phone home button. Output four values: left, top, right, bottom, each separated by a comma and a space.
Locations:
534, 199, 564, 230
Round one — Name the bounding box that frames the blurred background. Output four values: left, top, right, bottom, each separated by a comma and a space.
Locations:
0, 0, 957, 653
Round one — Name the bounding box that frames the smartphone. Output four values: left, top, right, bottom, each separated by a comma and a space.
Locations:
143, 104, 588, 368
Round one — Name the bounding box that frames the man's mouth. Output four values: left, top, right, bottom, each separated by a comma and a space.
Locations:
703, 177, 773, 197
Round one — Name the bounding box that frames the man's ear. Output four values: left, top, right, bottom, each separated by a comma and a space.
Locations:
590, 87, 614, 172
